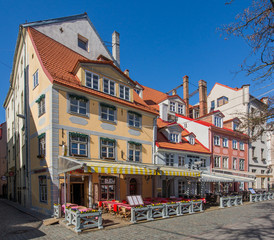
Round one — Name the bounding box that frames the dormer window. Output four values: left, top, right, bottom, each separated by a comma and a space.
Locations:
103, 78, 115, 96
78, 34, 88, 51
217, 96, 228, 107
178, 104, 184, 115
170, 133, 179, 143
233, 122, 239, 131
189, 136, 195, 145
214, 115, 223, 128
170, 102, 176, 112
119, 85, 130, 101
85, 71, 99, 90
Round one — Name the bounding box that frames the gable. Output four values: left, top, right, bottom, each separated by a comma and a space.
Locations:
32, 16, 114, 63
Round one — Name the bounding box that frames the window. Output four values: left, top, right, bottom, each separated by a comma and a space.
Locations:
211, 100, 215, 111
193, 110, 200, 119
233, 122, 239, 131
217, 96, 228, 107
239, 142, 244, 151
223, 157, 229, 169
33, 70, 38, 88
165, 153, 174, 166
101, 103, 116, 122
100, 176, 116, 200
232, 140, 238, 149
38, 133, 46, 157
214, 135, 220, 146
178, 180, 186, 195
189, 137, 195, 145
78, 35, 88, 51
103, 78, 115, 96
170, 102, 176, 112
85, 71, 99, 90
261, 170, 265, 174
261, 149, 264, 159
178, 156, 184, 167
214, 116, 223, 128
239, 159, 245, 170
233, 158, 237, 170
128, 142, 141, 162
223, 138, 228, 148
201, 159, 206, 168
252, 169, 256, 173
39, 176, 47, 203
128, 111, 141, 128
252, 147, 255, 157
101, 138, 115, 159
178, 104, 184, 115
119, 85, 130, 101
69, 95, 88, 115
36, 95, 45, 117
214, 156, 220, 168
134, 89, 140, 95
69, 133, 88, 156
170, 133, 179, 143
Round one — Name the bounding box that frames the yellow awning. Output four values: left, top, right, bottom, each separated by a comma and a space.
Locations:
157, 166, 200, 177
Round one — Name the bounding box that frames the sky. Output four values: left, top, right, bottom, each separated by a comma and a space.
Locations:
0, 0, 273, 123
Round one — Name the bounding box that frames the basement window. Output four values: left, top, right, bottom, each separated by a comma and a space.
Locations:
78, 34, 88, 51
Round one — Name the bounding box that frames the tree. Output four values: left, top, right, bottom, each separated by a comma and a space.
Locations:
221, 0, 274, 82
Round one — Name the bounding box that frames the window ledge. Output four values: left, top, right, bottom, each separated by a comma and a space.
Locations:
38, 113, 45, 118
100, 119, 117, 125
128, 125, 142, 131
69, 111, 89, 119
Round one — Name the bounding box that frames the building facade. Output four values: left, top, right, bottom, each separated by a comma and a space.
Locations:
0, 122, 7, 197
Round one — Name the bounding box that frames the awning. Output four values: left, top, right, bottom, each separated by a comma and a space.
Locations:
201, 173, 234, 182
156, 166, 200, 177
58, 156, 200, 177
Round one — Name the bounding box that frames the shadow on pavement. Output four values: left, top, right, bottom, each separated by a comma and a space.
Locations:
1, 225, 46, 239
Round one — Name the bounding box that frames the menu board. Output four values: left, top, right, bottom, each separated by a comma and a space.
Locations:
248, 188, 256, 194
127, 195, 144, 206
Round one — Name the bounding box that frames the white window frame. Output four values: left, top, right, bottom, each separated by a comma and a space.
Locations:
101, 138, 115, 159
239, 159, 245, 170
178, 156, 184, 167
101, 105, 116, 122
232, 140, 238, 149
214, 156, 220, 168
170, 101, 176, 112
85, 70, 99, 90
165, 153, 174, 166
201, 158, 206, 168
239, 142, 244, 151
189, 136, 195, 145
119, 84, 130, 101
39, 176, 47, 203
214, 135, 220, 146
233, 158, 237, 170
128, 112, 142, 128
128, 143, 141, 162
222, 157, 229, 169
78, 34, 88, 51
70, 134, 88, 157
33, 70, 39, 88
38, 97, 45, 117
178, 180, 186, 195
214, 115, 223, 128
69, 97, 87, 116
178, 103, 184, 115
170, 133, 179, 143
222, 138, 228, 148
103, 78, 115, 96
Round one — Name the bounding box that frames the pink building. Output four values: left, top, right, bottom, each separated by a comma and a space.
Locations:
0, 122, 7, 197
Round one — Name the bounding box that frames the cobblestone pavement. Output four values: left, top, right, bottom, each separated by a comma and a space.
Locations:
0, 199, 273, 240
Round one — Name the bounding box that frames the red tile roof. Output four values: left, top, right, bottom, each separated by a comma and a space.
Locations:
156, 119, 210, 154
28, 27, 158, 115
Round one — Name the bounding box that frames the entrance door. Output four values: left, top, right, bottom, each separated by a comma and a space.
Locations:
71, 183, 84, 205
162, 179, 174, 198
129, 178, 138, 195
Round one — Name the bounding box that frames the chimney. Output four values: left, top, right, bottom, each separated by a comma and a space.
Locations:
112, 31, 120, 67
183, 75, 189, 117
199, 80, 207, 117
124, 69, 129, 77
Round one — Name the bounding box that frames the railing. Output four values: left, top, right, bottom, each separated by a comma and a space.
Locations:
53, 204, 62, 218
250, 192, 274, 203
64, 208, 103, 232
219, 196, 243, 208
131, 201, 203, 223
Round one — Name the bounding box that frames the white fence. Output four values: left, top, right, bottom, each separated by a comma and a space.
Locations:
64, 208, 103, 232
219, 196, 243, 208
131, 201, 203, 223
250, 192, 274, 203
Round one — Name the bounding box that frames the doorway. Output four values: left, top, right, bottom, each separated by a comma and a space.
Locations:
71, 183, 84, 205
162, 179, 174, 198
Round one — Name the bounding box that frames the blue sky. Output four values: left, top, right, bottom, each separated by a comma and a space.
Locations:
0, 0, 273, 123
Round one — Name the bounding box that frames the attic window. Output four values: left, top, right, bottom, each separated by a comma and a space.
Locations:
214, 115, 223, 128
170, 133, 179, 143
233, 122, 239, 131
78, 34, 88, 51
189, 136, 195, 145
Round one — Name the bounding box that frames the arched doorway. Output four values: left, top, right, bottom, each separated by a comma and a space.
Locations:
129, 178, 138, 195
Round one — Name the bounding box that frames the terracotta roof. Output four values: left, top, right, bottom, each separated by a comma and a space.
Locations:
28, 27, 158, 115
156, 119, 210, 154
157, 118, 181, 129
